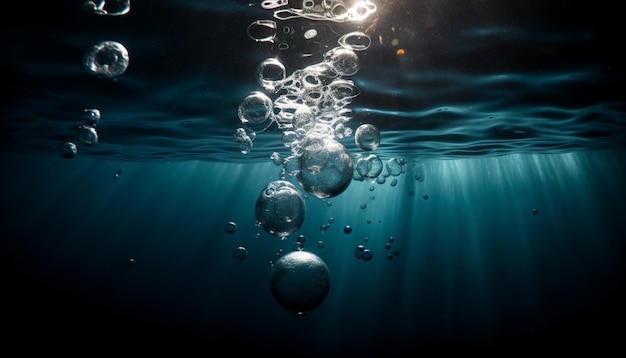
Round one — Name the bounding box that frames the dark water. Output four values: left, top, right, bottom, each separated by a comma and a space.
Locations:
2, 1, 626, 356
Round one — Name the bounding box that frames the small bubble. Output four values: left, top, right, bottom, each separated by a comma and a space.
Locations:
385, 242, 392, 250
304, 29, 318, 39
225, 221, 237, 234
317, 240, 325, 249
387, 253, 394, 260
233, 246, 248, 261
127, 258, 135, 267
60, 142, 77, 158
361, 249, 373, 261
343, 225, 352, 234
354, 245, 365, 259
83, 108, 101, 126
113, 168, 123, 179
270, 152, 282, 165
360, 202, 367, 209
532, 208, 538, 215
423, 194, 429, 200
78, 125, 98, 146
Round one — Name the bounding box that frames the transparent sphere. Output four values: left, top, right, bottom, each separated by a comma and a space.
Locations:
269, 250, 330, 315
238, 91, 274, 133
233, 246, 248, 261
297, 134, 353, 198
60, 142, 77, 158
256, 58, 286, 92
325, 47, 360, 76
232, 127, 253, 154
83, 108, 101, 126
255, 180, 306, 238
78, 125, 98, 146
355, 153, 383, 179
84, 40, 129, 78
83, 0, 130, 16
224, 221, 237, 234
354, 123, 380, 151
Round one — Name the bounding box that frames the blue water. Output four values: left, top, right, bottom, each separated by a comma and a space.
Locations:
1, 1, 625, 355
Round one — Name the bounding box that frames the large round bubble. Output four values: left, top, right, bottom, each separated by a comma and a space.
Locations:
324, 47, 360, 76
255, 180, 305, 238
354, 123, 380, 151
84, 40, 129, 78
270, 250, 330, 315
297, 134, 353, 198
238, 91, 275, 133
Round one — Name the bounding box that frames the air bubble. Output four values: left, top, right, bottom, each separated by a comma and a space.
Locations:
84, 41, 129, 78
83, 0, 130, 16
304, 29, 318, 39
324, 47, 360, 76
232, 127, 253, 154
78, 125, 98, 146
256, 58, 286, 92
238, 91, 274, 133
354, 124, 380, 151
255, 180, 306, 238
60, 142, 77, 158
247, 19, 278, 43
83, 108, 101, 126
297, 135, 354, 198
225, 221, 237, 234
338, 32, 371, 51
233, 246, 249, 261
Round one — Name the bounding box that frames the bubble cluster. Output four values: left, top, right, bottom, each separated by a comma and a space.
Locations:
84, 40, 129, 78
354, 244, 373, 261
271, 0, 377, 22
241, 0, 393, 313
232, 127, 253, 154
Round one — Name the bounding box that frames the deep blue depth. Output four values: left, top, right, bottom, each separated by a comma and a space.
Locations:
2, 150, 625, 355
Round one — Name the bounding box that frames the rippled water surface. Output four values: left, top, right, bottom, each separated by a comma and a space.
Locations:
2, 1, 624, 162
